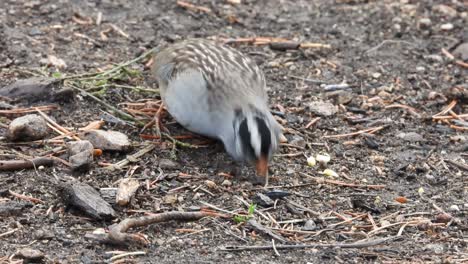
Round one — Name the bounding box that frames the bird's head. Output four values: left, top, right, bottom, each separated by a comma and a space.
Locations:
224, 107, 281, 180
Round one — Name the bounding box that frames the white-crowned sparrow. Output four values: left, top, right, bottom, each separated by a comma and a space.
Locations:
151, 39, 281, 184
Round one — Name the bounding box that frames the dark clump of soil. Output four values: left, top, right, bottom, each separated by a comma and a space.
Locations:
0, 0, 467, 263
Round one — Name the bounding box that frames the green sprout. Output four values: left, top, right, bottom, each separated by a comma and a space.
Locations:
233, 204, 256, 223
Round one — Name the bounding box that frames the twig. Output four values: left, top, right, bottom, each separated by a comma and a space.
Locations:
444, 159, 468, 171
176, 0, 212, 13
385, 104, 421, 118
35, 108, 80, 140
0, 105, 58, 116
99, 211, 220, 245
70, 85, 141, 124
109, 251, 146, 262
432, 100, 457, 118
323, 126, 385, 139
299, 172, 386, 190
221, 236, 402, 251
9, 190, 44, 204
305, 117, 321, 129
0, 157, 54, 171
365, 40, 416, 54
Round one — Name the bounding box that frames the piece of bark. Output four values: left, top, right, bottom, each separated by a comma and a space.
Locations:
0, 77, 73, 103
116, 178, 140, 206
0, 201, 32, 216
61, 182, 116, 220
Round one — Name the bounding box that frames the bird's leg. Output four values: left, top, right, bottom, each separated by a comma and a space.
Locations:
141, 102, 167, 138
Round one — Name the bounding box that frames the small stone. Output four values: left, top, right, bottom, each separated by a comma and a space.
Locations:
424, 243, 445, 254
17, 248, 44, 262
253, 193, 274, 207
453, 43, 468, 61
425, 54, 443, 63
82, 130, 131, 152
289, 135, 306, 148
192, 192, 201, 200
308, 101, 338, 117
418, 18, 432, 29
397, 132, 424, 142
7, 114, 49, 141
205, 180, 217, 189
440, 23, 454, 31
29, 28, 43, 36
158, 159, 179, 170
303, 219, 317, 231
434, 213, 452, 223
163, 194, 177, 204
68, 140, 94, 171
221, 179, 232, 187
449, 205, 460, 212
432, 4, 458, 17
416, 66, 426, 72
372, 72, 382, 79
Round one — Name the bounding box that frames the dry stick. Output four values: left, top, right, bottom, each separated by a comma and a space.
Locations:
109, 144, 156, 169
432, 113, 468, 120
9, 190, 44, 204
0, 105, 58, 116
305, 117, 321, 129
35, 108, 80, 140
105, 211, 220, 245
221, 236, 401, 251
322, 126, 385, 139
70, 85, 141, 124
0, 157, 54, 171
299, 172, 386, 190
176, 0, 212, 13
385, 104, 421, 118
444, 159, 468, 171
432, 100, 457, 118
455, 60, 468, 69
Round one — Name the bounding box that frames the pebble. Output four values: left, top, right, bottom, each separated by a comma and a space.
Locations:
440, 23, 454, 31
416, 66, 426, 72
82, 130, 132, 152
397, 132, 424, 142
303, 219, 317, 231
424, 243, 445, 254
453, 42, 468, 61
308, 101, 338, 117
68, 140, 94, 171
158, 159, 179, 170
221, 179, 232, 187
205, 180, 217, 189
7, 114, 49, 141
418, 18, 432, 29
17, 248, 44, 262
449, 204, 460, 212
425, 54, 443, 63
432, 4, 458, 17
289, 135, 306, 148
372, 72, 382, 79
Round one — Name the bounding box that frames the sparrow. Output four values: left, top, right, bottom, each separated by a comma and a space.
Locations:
151, 39, 281, 184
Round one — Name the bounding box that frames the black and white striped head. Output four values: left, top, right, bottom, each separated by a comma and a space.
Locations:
228, 108, 281, 177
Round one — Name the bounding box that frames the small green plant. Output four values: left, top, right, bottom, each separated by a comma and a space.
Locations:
233, 204, 256, 223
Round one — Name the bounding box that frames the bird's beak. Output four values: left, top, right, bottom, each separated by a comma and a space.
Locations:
255, 155, 268, 178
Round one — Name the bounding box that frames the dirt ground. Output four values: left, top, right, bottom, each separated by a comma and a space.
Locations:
1, 0, 467, 263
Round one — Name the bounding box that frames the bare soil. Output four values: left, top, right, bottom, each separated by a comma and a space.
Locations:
1, 0, 467, 263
